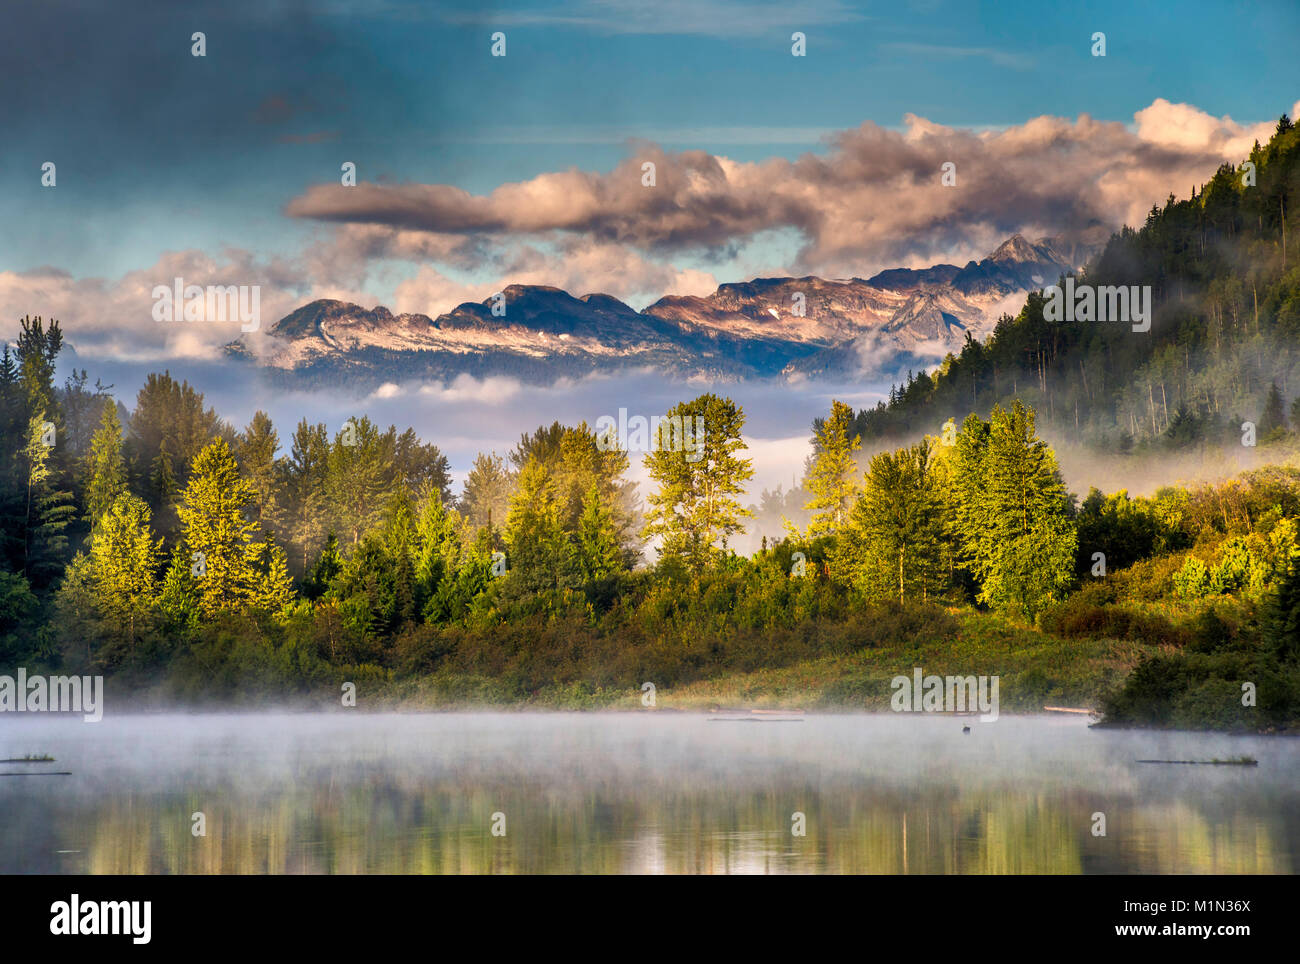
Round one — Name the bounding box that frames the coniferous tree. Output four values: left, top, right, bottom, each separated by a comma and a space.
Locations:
393, 427, 453, 505
236, 411, 287, 536
22, 411, 75, 586
84, 401, 128, 536
802, 399, 861, 537
128, 372, 227, 490
287, 419, 330, 574
88, 493, 161, 656
413, 490, 462, 607
156, 544, 200, 636
326, 416, 396, 547
503, 457, 578, 596
833, 441, 944, 602
1260, 382, 1288, 438
148, 441, 180, 539
303, 533, 342, 601
461, 452, 514, 530
949, 401, 1077, 620
15, 317, 62, 420
244, 537, 295, 615
575, 483, 624, 583
175, 438, 261, 617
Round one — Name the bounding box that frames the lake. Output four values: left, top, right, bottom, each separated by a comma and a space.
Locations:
1, 712, 1295, 874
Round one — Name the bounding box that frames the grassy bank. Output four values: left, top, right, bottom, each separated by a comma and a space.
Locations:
105, 604, 1159, 716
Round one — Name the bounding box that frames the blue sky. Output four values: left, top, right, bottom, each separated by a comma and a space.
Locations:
1, 0, 1295, 497
3, 0, 1296, 283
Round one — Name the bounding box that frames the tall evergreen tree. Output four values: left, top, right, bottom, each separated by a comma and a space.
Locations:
575, 482, 624, 583
326, 416, 396, 547
287, 419, 330, 574
89, 493, 161, 656
802, 399, 862, 537
128, 372, 227, 490
22, 411, 75, 586
833, 441, 944, 602
175, 438, 261, 617
461, 452, 514, 530
413, 489, 462, 605
84, 401, 128, 535
236, 411, 287, 536
949, 401, 1077, 620
1260, 382, 1288, 438
503, 457, 578, 595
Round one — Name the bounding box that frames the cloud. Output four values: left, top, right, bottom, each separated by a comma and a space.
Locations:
391, 237, 717, 316
286, 98, 1287, 280
0, 250, 334, 362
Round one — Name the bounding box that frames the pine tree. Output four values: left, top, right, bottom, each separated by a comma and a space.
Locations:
175, 438, 261, 617
22, 411, 75, 586
461, 452, 514, 529
0, 348, 27, 571
157, 544, 200, 635
948, 401, 1077, 620
84, 401, 128, 535
833, 441, 944, 602
15, 317, 63, 421
575, 483, 624, 582
244, 537, 295, 615
326, 416, 396, 546
504, 457, 578, 595
148, 440, 180, 538
642, 393, 754, 575
1260, 382, 1287, 438
127, 372, 227, 490
236, 411, 287, 536
413, 490, 462, 604
802, 399, 861, 537
287, 419, 330, 574
303, 533, 342, 600
88, 492, 161, 654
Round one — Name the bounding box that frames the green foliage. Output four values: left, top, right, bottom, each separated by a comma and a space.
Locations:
849, 118, 1300, 454
88, 493, 162, 653
642, 393, 754, 575
833, 440, 944, 602
503, 457, 580, 598
575, 483, 625, 583
802, 399, 861, 537
461, 452, 513, 529
1075, 487, 1189, 574
83, 401, 127, 536
947, 401, 1077, 620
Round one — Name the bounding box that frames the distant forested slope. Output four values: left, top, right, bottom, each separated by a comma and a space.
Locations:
853, 115, 1300, 453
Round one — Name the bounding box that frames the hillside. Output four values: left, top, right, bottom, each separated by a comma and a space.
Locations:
852, 115, 1300, 454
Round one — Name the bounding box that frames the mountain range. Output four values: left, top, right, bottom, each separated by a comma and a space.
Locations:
228, 233, 1103, 387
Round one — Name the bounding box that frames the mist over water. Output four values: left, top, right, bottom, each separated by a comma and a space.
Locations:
2, 713, 1294, 874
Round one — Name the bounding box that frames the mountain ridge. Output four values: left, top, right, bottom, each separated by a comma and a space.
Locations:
232, 233, 1099, 386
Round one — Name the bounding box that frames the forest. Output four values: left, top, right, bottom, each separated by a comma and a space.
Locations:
852, 115, 1300, 454
2, 120, 1299, 731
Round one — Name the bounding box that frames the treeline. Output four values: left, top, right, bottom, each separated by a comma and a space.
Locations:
2, 320, 1299, 727
853, 114, 1300, 452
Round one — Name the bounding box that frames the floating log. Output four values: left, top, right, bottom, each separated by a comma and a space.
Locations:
1043, 706, 1094, 714
0, 771, 72, 776
1136, 758, 1257, 766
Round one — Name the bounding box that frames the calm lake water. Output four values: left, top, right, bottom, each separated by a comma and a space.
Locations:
1, 712, 1296, 874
